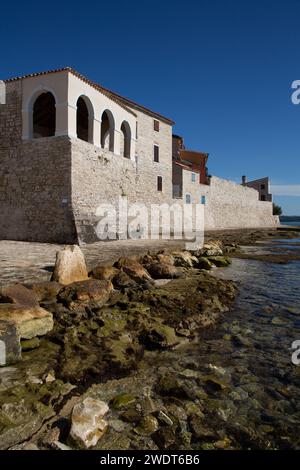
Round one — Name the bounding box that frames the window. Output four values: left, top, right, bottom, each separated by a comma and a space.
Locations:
261, 195, 266, 201
201, 195, 206, 205
154, 119, 160, 132
154, 145, 159, 162
101, 110, 115, 151
33, 92, 56, 138
185, 194, 191, 204
120, 121, 131, 158
191, 172, 196, 182
157, 176, 162, 191
261, 184, 266, 190
76, 96, 94, 143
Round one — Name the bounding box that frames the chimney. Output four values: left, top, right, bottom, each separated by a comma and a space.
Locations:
0, 81, 6, 104
242, 175, 247, 185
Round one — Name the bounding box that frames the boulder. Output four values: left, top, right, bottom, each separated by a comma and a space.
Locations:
70, 397, 109, 448
197, 257, 213, 270
51, 245, 88, 285
89, 265, 119, 281
199, 240, 224, 257
207, 256, 231, 267
144, 262, 179, 279
172, 251, 198, 268
58, 279, 113, 306
156, 253, 175, 266
0, 319, 21, 365
0, 284, 39, 306
0, 304, 54, 340
24, 281, 62, 302
114, 257, 152, 285
112, 271, 137, 290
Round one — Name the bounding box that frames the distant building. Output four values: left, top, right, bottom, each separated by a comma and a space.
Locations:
242, 176, 273, 202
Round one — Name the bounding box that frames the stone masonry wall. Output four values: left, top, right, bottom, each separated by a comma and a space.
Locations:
0, 82, 76, 243
202, 176, 277, 229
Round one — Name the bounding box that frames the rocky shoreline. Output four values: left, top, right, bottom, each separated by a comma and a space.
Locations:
0, 229, 299, 450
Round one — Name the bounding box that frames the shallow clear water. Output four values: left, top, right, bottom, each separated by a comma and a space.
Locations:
148, 238, 300, 449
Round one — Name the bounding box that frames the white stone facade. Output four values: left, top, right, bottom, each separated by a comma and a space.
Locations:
0, 68, 277, 244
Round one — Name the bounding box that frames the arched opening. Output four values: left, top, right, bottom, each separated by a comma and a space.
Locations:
120, 121, 131, 159
33, 92, 56, 138
76, 96, 93, 142
101, 110, 114, 151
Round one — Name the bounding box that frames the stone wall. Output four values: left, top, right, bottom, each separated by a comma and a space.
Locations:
201, 176, 277, 229
0, 82, 76, 243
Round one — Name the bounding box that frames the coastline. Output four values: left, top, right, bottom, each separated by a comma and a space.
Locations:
0, 228, 299, 450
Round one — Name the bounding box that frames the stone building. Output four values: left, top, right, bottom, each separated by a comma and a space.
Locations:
242, 176, 272, 202
0, 67, 277, 244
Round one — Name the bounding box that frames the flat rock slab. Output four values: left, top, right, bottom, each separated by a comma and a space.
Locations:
0, 304, 53, 340
0, 284, 39, 306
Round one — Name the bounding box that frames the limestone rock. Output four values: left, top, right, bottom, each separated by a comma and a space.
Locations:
198, 240, 224, 257
197, 257, 213, 270
114, 257, 152, 285
89, 265, 119, 281
25, 281, 62, 302
70, 397, 109, 448
0, 319, 21, 365
51, 245, 88, 285
58, 279, 113, 306
0, 284, 39, 306
0, 304, 53, 340
144, 262, 179, 279
172, 251, 198, 268
207, 256, 231, 267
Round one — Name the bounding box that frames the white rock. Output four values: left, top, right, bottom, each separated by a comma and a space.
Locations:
51, 245, 88, 285
70, 397, 109, 449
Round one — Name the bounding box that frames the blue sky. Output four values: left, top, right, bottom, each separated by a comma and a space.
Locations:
1, 0, 300, 214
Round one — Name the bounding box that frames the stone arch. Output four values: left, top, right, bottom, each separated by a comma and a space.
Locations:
32, 91, 56, 138
120, 121, 131, 159
76, 95, 94, 143
101, 110, 115, 151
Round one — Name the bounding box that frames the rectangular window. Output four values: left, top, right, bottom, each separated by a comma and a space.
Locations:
154, 119, 160, 132
157, 176, 162, 191
261, 184, 265, 190
201, 195, 206, 205
154, 145, 159, 162
191, 172, 196, 182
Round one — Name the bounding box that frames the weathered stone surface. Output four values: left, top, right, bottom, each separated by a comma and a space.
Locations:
0, 304, 53, 340
0, 319, 21, 365
89, 265, 119, 281
114, 257, 152, 285
144, 262, 179, 279
25, 281, 62, 302
207, 256, 231, 267
198, 240, 224, 257
0, 284, 39, 306
112, 271, 137, 290
21, 337, 40, 351
58, 279, 113, 306
197, 257, 213, 270
51, 245, 88, 285
172, 251, 198, 268
70, 397, 109, 448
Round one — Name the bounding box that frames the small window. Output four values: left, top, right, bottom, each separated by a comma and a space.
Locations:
157, 176, 162, 191
191, 172, 196, 182
201, 195, 206, 205
154, 119, 160, 132
261, 184, 265, 190
185, 194, 191, 204
154, 145, 159, 162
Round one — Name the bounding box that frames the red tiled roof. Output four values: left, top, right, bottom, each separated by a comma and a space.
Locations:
4, 67, 175, 124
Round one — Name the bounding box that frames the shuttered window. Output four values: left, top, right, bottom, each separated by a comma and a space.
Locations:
157, 176, 162, 191
154, 145, 159, 162
154, 119, 160, 131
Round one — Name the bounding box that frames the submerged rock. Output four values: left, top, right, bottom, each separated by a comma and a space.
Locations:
70, 397, 109, 449
111, 394, 136, 409
51, 245, 88, 285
